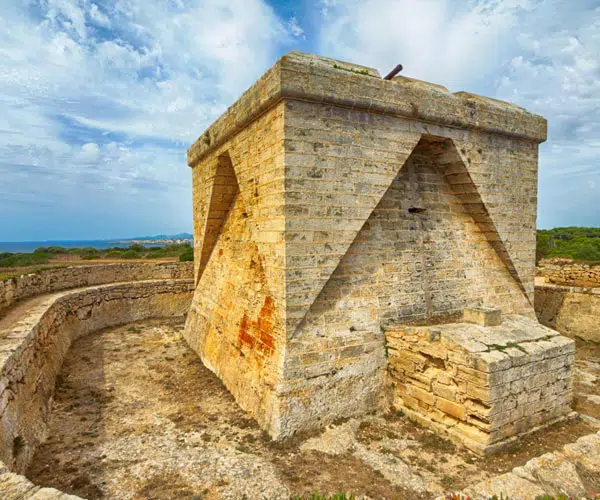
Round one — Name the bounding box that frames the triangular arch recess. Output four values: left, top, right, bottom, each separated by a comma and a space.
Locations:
284, 132, 423, 336
292, 134, 532, 337
198, 153, 240, 279
420, 135, 531, 304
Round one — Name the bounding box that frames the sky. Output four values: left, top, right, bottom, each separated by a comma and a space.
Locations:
0, 0, 598, 241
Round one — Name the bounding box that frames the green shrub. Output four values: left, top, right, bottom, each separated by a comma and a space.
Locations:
536, 227, 600, 263
0, 252, 50, 268
179, 248, 194, 262
34, 246, 67, 254
0, 242, 193, 267
120, 249, 140, 259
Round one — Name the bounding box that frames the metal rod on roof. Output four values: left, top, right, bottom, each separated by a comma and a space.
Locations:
383, 64, 403, 80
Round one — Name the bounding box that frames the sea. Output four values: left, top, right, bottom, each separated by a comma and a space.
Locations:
0, 240, 166, 253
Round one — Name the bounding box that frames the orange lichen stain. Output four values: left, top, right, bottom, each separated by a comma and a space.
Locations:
237, 296, 276, 356
257, 296, 275, 352
238, 313, 255, 349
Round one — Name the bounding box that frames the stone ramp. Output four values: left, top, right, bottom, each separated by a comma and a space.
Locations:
0, 292, 57, 335
0, 279, 188, 335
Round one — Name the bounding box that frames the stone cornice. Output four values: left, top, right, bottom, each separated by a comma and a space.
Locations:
187, 51, 547, 167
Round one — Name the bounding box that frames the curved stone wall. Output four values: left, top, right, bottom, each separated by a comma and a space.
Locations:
535, 284, 600, 342
0, 279, 193, 475
0, 262, 193, 313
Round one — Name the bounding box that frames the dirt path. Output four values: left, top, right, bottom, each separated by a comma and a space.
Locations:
26, 319, 600, 500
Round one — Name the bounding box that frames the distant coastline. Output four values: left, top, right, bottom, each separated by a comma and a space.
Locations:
0, 234, 193, 253
111, 238, 192, 246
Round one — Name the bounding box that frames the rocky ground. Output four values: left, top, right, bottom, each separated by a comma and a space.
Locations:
26, 318, 600, 500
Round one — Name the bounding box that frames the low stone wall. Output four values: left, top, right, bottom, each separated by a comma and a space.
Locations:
0, 279, 193, 474
537, 258, 600, 287
386, 315, 575, 455
535, 284, 600, 342
0, 262, 193, 313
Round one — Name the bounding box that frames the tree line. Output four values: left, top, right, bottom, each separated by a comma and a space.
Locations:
536, 227, 600, 263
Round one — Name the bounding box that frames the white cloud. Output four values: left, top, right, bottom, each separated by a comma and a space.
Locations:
88, 3, 110, 28
288, 16, 304, 38
77, 142, 100, 162
493, 0, 600, 227
1, 0, 598, 239
0, 0, 293, 239
317, 0, 600, 228
316, 0, 535, 91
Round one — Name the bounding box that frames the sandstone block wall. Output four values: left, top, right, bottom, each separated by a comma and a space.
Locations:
184, 101, 287, 436
535, 284, 600, 342
537, 258, 600, 288
0, 262, 193, 313
185, 51, 548, 439
386, 316, 575, 454
0, 280, 193, 473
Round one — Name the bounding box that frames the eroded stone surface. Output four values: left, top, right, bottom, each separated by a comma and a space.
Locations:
17, 319, 600, 500
26, 320, 435, 499
0, 466, 83, 499
463, 431, 600, 500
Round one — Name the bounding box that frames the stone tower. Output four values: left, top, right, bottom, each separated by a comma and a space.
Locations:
184, 52, 574, 453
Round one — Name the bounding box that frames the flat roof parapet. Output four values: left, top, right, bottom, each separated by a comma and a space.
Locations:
188, 51, 547, 167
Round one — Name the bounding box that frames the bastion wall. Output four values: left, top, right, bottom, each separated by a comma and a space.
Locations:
0, 280, 193, 474
0, 262, 193, 313
537, 258, 600, 288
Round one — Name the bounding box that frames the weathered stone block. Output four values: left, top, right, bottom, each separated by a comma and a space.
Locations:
463, 307, 502, 327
